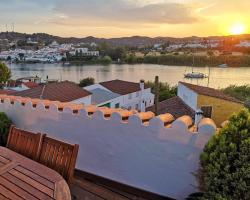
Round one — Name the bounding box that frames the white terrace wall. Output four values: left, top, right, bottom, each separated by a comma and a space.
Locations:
0, 99, 216, 200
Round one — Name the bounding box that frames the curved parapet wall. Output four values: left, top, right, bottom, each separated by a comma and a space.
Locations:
0, 94, 216, 199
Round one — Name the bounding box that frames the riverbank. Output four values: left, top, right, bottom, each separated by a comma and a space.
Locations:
4, 54, 250, 67
124, 54, 250, 67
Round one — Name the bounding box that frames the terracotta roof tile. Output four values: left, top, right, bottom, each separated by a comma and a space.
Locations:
147, 96, 195, 119
0, 89, 15, 95
99, 79, 148, 95
12, 81, 92, 102
22, 82, 39, 89
179, 82, 243, 104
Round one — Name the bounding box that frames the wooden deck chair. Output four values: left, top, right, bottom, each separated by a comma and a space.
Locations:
37, 135, 79, 183
6, 125, 42, 160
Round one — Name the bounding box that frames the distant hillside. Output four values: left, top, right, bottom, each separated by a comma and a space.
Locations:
1, 32, 250, 47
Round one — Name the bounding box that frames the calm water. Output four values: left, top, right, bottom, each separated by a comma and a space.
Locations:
8, 63, 250, 88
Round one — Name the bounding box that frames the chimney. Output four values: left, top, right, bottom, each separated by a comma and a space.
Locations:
195, 109, 203, 126
140, 79, 145, 90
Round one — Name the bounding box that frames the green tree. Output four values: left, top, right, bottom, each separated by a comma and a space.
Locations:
0, 112, 12, 146
222, 85, 250, 102
100, 56, 112, 64
0, 62, 11, 88
145, 81, 177, 102
207, 50, 214, 57
79, 49, 83, 57
200, 109, 250, 199
79, 77, 95, 87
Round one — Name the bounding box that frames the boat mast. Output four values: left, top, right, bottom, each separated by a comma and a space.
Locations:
192, 53, 194, 73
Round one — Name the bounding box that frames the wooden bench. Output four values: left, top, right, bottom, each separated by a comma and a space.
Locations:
6, 126, 79, 183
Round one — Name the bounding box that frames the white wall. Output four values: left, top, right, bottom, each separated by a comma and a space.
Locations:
84, 84, 111, 92
178, 83, 198, 110
0, 98, 216, 199
71, 95, 92, 105
85, 84, 154, 111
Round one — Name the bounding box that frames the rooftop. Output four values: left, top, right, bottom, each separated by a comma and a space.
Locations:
22, 81, 39, 89
179, 82, 243, 103
12, 81, 92, 102
0, 89, 15, 95
147, 96, 195, 119
90, 88, 120, 105
100, 79, 148, 95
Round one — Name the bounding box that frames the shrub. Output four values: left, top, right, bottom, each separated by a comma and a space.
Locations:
200, 109, 250, 199
0, 112, 12, 146
145, 81, 177, 102
99, 56, 112, 64
79, 77, 95, 87
222, 84, 250, 102
0, 62, 11, 88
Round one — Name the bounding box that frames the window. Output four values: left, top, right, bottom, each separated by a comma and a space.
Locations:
135, 104, 139, 110
115, 103, 120, 108
136, 91, 139, 97
201, 106, 213, 118
128, 94, 132, 99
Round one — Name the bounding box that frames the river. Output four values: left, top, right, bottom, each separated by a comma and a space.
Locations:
8, 63, 250, 88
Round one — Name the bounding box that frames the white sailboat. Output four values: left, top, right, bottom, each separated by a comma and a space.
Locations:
184, 55, 207, 79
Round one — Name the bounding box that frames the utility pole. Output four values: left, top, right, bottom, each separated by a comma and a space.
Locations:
154, 76, 159, 115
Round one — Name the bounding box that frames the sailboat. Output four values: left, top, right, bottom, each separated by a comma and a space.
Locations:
184, 55, 207, 79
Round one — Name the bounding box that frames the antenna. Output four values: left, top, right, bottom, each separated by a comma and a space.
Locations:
5, 24, 8, 32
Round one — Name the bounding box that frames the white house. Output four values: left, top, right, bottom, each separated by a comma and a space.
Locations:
72, 47, 99, 57
84, 79, 154, 112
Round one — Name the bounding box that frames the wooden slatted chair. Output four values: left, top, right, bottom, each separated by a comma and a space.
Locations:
37, 135, 79, 183
6, 125, 42, 160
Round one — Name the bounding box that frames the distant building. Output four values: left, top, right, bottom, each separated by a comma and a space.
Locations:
72, 47, 99, 57
235, 40, 250, 47
0, 39, 9, 50
85, 79, 154, 111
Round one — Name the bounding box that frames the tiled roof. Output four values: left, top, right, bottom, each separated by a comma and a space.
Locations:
22, 82, 39, 89
99, 79, 148, 95
12, 81, 92, 102
0, 89, 15, 95
90, 88, 120, 105
179, 82, 243, 104
147, 96, 195, 119
7, 80, 22, 87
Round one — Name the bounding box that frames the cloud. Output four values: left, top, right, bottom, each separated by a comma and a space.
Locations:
52, 0, 200, 26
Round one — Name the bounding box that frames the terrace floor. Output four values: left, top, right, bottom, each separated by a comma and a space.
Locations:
70, 176, 147, 200
69, 171, 170, 200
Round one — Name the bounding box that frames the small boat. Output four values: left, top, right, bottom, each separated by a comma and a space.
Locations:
218, 64, 228, 68
184, 72, 207, 79
63, 62, 70, 66
184, 55, 208, 79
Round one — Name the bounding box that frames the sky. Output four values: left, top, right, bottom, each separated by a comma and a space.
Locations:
0, 0, 250, 38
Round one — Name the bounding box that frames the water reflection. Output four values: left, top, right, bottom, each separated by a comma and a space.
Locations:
8, 63, 250, 88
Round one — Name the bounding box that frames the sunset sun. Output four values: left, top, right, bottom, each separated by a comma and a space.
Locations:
229, 23, 246, 35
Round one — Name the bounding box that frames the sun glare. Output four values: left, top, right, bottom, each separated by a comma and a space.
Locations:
229, 23, 246, 35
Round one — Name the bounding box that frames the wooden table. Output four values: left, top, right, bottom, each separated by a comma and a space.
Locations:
0, 147, 71, 200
